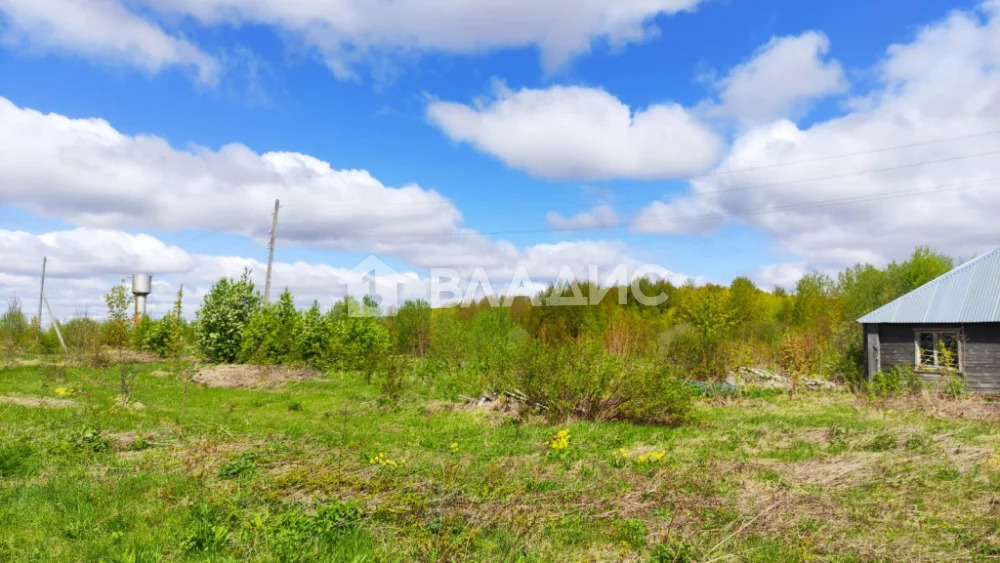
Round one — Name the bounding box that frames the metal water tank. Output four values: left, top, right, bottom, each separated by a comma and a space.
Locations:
132, 273, 152, 320
132, 273, 152, 296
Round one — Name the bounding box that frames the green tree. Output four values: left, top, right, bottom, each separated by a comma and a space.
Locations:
729, 276, 763, 329
104, 280, 132, 348
296, 301, 330, 366
681, 289, 737, 380
195, 269, 261, 363
792, 273, 835, 329
391, 299, 431, 355
886, 246, 953, 297
341, 315, 390, 384
240, 288, 301, 364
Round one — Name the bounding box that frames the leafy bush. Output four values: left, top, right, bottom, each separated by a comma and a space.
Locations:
139, 288, 187, 357
0, 297, 30, 354
61, 317, 102, 351
514, 340, 695, 426
196, 269, 261, 363
865, 365, 922, 398
142, 317, 184, 357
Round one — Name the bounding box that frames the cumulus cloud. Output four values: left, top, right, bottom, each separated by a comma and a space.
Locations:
0, 228, 687, 321
144, 0, 703, 78
428, 85, 723, 180
630, 196, 724, 235
1, 0, 704, 81
0, 97, 693, 296
711, 31, 846, 124
546, 205, 619, 230
0, 96, 476, 267
632, 2, 1000, 271
751, 261, 809, 291
0, 0, 218, 83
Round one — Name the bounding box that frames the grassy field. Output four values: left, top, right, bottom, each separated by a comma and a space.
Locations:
2, 362, 1000, 561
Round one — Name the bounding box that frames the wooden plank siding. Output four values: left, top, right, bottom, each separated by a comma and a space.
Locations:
874, 323, 1000, 394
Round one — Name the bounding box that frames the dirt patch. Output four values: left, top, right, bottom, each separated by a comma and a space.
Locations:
858, 393, 1000, 421
193, 364, 316, 389
5, 357, 75, 367
0, 394, 78, 408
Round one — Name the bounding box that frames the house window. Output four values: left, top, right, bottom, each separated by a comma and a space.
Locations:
915, 330, 961, 370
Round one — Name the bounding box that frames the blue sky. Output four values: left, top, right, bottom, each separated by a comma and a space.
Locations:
1, 0, 998, 317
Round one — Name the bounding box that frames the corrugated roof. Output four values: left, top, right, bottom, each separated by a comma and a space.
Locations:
858, 247, 1000, 324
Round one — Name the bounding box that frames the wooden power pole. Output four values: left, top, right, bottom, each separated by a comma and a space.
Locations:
263, 199, 280, 305
36, 257, 46, 341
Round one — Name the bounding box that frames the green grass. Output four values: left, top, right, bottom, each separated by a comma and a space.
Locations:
3, 361, 1000, 561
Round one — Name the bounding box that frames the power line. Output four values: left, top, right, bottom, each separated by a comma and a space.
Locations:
628, 178, 1000, 230
316, 150, 1000, 240
173, 210, 273, 246
704, 128, 1000, 177
322, 177, 999, 239
270, 147, 1000, 232
278, 128, 1000, 212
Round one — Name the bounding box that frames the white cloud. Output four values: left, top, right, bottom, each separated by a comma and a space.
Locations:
0, 97, 688, 290
144, 0, 703, 79
0, 0, 218, 83
630, 196, 723, 235
711, 31, 846, 124
1, 0, 705, 82
632, 2, 1000, 271
0, 228, 687, 320
0, 96, 473, 266
547, 205, 619, 230
427, 85, 723, 180
751, 261, 808, 291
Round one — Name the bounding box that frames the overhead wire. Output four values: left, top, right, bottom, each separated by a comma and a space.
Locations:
288, 153, 1000, 239
156, 129, 1000, 246
277, 128, 1000, 212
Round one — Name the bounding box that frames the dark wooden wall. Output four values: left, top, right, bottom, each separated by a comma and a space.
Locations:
875, 323, 1000, 394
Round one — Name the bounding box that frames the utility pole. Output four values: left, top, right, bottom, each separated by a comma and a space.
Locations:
263, 199, 280, 305
36, 257, 46, 341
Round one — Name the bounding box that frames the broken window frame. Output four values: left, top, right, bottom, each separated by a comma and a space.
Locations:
913, 328, 962, 371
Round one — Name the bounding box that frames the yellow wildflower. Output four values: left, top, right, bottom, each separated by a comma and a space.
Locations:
636, 449, 667, 465
54, 387, 73, 397
449, 442, 459, 452
369, 452, 404, 468
548, 428, 571, 451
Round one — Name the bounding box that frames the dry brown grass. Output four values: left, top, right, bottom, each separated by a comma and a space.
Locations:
192, 364, 317, 389
0, 394, 77, 408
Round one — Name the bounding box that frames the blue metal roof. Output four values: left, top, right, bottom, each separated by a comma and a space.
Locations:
858, 247, 1000, 324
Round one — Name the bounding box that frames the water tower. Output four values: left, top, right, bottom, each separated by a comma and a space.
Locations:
132, 273, 152, 322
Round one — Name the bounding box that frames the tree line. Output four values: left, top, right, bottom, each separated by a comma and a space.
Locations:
0, 247, 955, 424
